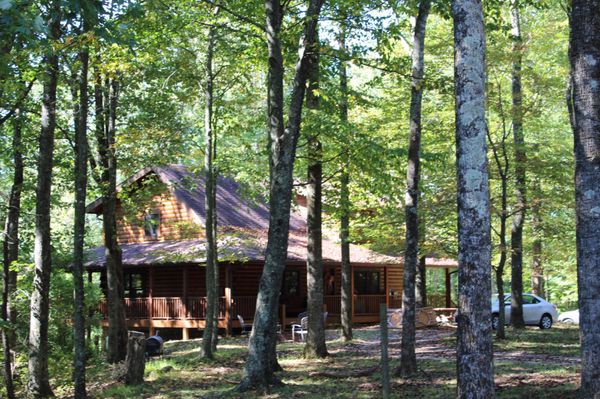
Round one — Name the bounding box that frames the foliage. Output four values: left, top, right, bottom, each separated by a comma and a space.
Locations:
0, 0, 585, 395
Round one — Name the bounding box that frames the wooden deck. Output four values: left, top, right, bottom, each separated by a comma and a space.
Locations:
99, 294, 403, 334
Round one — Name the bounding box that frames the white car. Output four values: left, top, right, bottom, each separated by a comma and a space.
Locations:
492, 293, 559, 330
558, 309, 579, 324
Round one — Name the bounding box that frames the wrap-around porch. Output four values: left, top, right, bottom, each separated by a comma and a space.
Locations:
95, 261, 406, 339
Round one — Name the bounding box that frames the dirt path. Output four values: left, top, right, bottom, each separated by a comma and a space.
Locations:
336, 326, 580, 367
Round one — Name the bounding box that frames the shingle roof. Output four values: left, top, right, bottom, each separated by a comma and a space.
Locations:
84, 230, 408, 268
84, 164, 457, 269
86, 164, 305, 232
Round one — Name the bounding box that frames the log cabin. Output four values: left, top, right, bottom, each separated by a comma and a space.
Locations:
85, 164, 457, 339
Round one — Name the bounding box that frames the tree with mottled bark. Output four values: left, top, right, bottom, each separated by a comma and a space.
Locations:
237, 0, 324, 391
2, 109, 22, 399
452, 0, 495, 397
338, 21, 352, 342
71, 6, 94, 395
509, 1, 526, 329
202, 14, 219, 359
305, 30, 327, 359
415, 256, 426, 308
568, 1, 600, 396
28, 1, 60, 396
93, 69, 128, 364
399, 0, 430, 378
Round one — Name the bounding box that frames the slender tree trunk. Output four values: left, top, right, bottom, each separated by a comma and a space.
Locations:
338, 24, 352, 342
510, 2, 526, 329
568, 1, 600, 396
95, 71, 128, 364
202, 18, 218, 359
28, 3, 60, 397
530, 178, 544, 298
452, 0, 495, 397
399, 0, 430, 377
305, 30, 327, 359
237, 0, 324, 391
72, 33, 90, 398
495, 172, 508, 340
211, 190, 219, 353
2, 109, 22, 399
415, 255, 426, 308
488, 84, 511, 340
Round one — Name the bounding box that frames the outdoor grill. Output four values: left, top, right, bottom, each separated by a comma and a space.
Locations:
145, 332, 164, 358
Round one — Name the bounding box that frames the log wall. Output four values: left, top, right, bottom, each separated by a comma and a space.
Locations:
115, 176, 203, 244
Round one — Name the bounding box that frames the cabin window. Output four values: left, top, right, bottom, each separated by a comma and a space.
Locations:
144, 212, 160, 239
354, 270, 381, 294
124, 272, 145, 298
282, 270, 300, 297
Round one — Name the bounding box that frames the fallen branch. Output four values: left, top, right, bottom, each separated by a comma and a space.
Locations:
309, 366, 378, 378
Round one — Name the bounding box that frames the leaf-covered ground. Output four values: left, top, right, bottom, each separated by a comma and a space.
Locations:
86, 324, 580, 398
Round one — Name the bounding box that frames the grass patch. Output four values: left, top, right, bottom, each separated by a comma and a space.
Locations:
493, 324, 580, 356
89, 326, 580, 399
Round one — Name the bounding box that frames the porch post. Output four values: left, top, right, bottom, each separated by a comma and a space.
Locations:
225, 263, 232, 336
183, 265, 189, 319
149, 267, 155, 336
445, 267, 451, 308
384, 266, 389, 307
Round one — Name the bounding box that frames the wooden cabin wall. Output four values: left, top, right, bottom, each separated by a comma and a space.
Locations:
115, 176, 202, 244
100, 263, 403, 302
231, 265, 263, 296
153, 266, 184, 297
387, 265, 403, 294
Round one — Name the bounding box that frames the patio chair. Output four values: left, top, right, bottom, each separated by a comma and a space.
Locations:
237, 315, 252, 335
291, 316, 308, 342
291, 312, 328, 342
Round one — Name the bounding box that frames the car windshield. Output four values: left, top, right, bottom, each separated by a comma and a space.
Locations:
491, 294, 510, 304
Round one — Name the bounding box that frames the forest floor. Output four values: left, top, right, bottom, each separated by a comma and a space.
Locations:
87, 324, 580, 399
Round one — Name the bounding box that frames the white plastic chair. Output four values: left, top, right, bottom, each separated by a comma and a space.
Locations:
291, 316, 308, 341
237, 315, 252, 335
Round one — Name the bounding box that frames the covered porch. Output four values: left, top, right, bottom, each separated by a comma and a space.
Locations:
94, 261, 406, 339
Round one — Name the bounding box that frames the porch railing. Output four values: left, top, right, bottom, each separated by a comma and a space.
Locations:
100, 296, 227, 320
100, 294, 391, 320
231, 296, 257, 320
354, 295, 387, 315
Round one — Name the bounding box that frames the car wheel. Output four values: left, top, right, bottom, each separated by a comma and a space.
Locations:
561, 318, 574, 324
492, 314, 499, 330
539, 314, 553, 329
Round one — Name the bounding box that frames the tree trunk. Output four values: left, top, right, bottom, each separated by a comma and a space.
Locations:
72, 32, 90, 398
530, 179, 544, 298
338, 24, 352, 342
28, 3, 60, 396
305, 30, 327, 359
495, 164, 508, 340
510, 2, 526, 329
415, 255, 426, 308
202, 17, 218, 359
452, 0, 495, 397
95, 71, 128, 364
488, 83, 511, 340
2, 108, 22, 399
237, 0, 324, 391
124, 331, 145, 385
399, 0, 430, 378
568, 1, 600, 396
